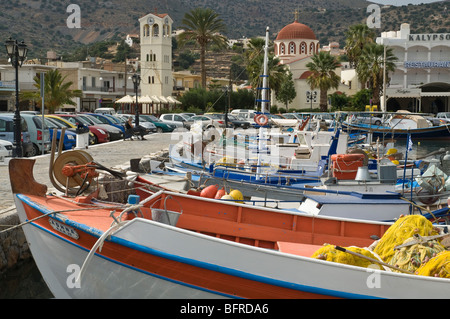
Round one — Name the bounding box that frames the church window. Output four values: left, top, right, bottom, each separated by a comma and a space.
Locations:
289, 42, 296, 54
143, 25, 150, 37
280, 43, 285, 55
153, 24, 159, 37
310, 43, 315, 54
300, 42, 306, 54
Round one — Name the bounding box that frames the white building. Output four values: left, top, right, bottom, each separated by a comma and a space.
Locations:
139, 12, 174, 98
377, 23, 450, 113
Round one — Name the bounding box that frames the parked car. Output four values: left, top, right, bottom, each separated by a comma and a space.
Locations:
94, 107, 116, 115
431, 112, 450, 126
349, 113, 385, 126
115, 114, 156, 134
190, 114, 228, 130
0, 113, 51, 156
139, 114, 176, 133
45, 115, 96, 145
180, 113, 196, 119
78, 114, 124, 141
84, 113, 126, 134
50, 114, 110, 144
312, 113, 335, 126
44, 117, 77, 150
0, 139, 13, 157
159, 113, 193, 129
0, 114, 33, 157
214, 114, 250, 129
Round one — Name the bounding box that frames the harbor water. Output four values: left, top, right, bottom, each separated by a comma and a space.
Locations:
1, 139, 448, 299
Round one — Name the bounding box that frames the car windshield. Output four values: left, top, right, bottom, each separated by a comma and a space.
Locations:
82, 115, 103, 125
43, 118, 60, 129
141, 115, 160, 122
31, 116, 49, 130
104, 115, 122, 124
49, 117, 72, 128
66, 116, 90, 126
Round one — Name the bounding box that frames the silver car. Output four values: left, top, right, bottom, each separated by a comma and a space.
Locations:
159, 113, 193, 129
115, 114, 157, 133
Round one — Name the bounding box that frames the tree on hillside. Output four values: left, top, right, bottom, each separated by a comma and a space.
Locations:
356, 43, 398, 106
178, 8, 228, 88
306, 51, 340, 112
22, 69, 82, 113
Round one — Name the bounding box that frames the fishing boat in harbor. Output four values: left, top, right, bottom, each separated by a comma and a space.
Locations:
342, 111, 450, 140
9, 156, 450, 299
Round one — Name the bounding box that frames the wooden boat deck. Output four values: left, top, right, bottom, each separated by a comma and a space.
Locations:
20, 187, 388, 254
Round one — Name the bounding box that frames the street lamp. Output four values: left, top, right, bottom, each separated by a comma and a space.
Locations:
306, 90, 317, 111
5, 37, 28, 157
131, 73, 141, 127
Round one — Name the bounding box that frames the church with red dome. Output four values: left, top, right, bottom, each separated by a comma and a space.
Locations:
274, 13, 320, 62
272, 11, 325, 110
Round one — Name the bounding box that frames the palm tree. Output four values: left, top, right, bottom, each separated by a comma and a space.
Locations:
22, 69, 82, 113
178, 8, 227, 88
244, 37, 288, 104
356, 43, 398, 106
344, 24, 376, 69
306, 51, 341, 112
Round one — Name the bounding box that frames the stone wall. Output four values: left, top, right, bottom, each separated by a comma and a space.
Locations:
0, 207, 31, 275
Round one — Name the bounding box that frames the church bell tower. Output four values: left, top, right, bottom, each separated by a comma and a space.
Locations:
139, 12, 173, 97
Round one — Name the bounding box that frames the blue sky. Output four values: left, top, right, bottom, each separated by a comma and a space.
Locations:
368, 0, 446, 5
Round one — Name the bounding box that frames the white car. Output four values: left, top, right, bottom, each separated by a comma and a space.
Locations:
0, 139, 13, 158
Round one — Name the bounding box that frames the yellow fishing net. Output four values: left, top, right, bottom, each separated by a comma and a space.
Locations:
388, 238, 445, 273
311, 245, 384, 270
416, 251, 450, 278
373, 215, 440, 264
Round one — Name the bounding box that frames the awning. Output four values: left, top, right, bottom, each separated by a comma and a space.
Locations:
159, 96, 169, 103
167, 96, 182, 104
139, 95, 154, 103
115, 95, 134, 103
151, 95, 161, 103
421, 92, 450, 97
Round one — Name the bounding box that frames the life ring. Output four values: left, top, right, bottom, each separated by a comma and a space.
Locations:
255, 114, 269, 126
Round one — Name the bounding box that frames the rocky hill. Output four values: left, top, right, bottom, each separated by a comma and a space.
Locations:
0, 0, 447, 60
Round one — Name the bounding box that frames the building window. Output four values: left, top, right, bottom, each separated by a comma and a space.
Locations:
280, 43, 285, 55
300, 42, 306, 54
153, 24, 159, 37
310, 42, 315, 55
289, 42, 296, 54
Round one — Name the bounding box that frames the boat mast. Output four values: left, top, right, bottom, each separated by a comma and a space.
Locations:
257, 26, 270, 178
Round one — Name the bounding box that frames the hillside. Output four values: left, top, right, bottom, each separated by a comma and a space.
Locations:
0, 0, 448, 60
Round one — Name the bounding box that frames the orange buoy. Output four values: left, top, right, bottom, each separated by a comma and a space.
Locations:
255, 114, 269, 126
200, 185, 219, 198
214, 187, 226, 199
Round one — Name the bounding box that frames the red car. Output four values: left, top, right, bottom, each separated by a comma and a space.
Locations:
54, 114, 110, 144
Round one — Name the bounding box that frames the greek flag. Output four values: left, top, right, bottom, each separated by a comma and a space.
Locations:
407, 134, 413, 152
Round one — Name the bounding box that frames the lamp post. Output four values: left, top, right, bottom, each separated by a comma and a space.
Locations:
131, 73, 141, 128
306, 90, 317, 111
5, 37, 28, 157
